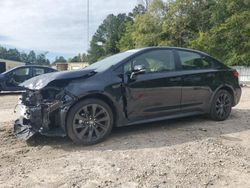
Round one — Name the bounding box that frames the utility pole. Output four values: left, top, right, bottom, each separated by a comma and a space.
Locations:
87, 0, 90, 49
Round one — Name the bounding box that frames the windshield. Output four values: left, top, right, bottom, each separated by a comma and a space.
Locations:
85, 49, 140, 71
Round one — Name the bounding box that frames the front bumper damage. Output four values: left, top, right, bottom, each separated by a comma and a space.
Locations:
14, 88, 75, 140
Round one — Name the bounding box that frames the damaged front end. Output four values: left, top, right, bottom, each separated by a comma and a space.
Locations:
14, 87, 76, 140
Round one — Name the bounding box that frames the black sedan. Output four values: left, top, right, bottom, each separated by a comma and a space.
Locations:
14, 47, 241, 145
0, 65, 57, 92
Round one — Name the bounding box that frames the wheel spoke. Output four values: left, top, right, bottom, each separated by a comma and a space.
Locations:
79, 126, 89, 138
95, 122, 108, 131
74, 123, 85, 129
96, 116, 108, 123
95, 109, 105, 118
91, 104, 97, 117
93, 126, 101, 137
88, 127, 94, 141
75, 113, 87, 121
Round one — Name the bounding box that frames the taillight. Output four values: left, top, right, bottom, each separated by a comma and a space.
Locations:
232, 70, 239, 78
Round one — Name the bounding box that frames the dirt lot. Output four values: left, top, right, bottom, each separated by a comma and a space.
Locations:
0, 88, 250, 188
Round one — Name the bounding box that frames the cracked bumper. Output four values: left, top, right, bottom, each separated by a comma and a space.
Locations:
14, 119, 37, 140
14, 103, 42, 140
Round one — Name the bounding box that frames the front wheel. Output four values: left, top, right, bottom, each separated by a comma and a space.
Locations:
209, 90, 233, 121
66, 99, 113, 145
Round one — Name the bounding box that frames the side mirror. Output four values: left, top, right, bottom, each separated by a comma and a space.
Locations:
130, 65, 146, 80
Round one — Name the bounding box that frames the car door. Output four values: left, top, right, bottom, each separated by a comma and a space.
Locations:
5, 67, 32, 91
123, 49, 182, 122
176, 50, 217, 112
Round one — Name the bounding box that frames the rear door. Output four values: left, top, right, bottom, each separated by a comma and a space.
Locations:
176, 50, 217, 112
123, 49, 182, 121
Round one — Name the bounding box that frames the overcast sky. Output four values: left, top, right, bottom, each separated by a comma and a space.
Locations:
0, 0, 138, 59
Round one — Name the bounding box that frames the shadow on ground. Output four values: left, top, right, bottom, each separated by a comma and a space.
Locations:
24, 108, 250, 151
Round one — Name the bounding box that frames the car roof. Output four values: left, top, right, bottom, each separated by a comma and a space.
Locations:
2, 65, 56, 75
15, 65, 54, 68
136, 46, 210, 56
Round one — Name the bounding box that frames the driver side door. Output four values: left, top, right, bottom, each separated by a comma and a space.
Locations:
123, 49, 182, 122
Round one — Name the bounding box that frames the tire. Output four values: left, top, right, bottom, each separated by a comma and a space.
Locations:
209, 89, 233, 121
66, 98, 114, 145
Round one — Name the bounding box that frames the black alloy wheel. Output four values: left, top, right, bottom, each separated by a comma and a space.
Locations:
210, 90, 232, 121
67, 99, 113, 145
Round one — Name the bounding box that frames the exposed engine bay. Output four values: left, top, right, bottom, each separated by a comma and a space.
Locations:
14, 88, 76, 140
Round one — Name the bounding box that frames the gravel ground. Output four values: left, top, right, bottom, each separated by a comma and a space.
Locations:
0, 88, 250, 188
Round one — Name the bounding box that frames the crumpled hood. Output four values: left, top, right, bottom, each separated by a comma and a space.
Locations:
20, 69, 96, 90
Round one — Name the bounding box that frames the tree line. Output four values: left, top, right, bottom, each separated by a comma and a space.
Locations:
87, 0, 250, 66
0, 46, 50, 65
1, 0, 249, 66
0, 45, 90, 65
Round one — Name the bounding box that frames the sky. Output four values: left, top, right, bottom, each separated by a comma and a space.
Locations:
0, 0, 138, 61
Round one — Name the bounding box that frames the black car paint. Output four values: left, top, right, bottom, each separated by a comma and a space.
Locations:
14, 47, 241, 139
0, 65, 57, 91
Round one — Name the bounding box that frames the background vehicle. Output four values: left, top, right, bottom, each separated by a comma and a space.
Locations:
14, 47, 241, 145
0, 65, 57, 92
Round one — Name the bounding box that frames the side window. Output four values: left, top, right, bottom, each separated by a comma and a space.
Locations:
124, 50, 175, 74
178, 51, 213, 70
33, 68, 45, 76
13, 68, 30, 76
7, 68, 31, 86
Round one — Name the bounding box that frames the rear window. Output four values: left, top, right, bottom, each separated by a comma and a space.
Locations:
178, 51, 214, 70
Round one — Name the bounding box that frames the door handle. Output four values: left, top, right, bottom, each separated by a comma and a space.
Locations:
169, 77, 181, 82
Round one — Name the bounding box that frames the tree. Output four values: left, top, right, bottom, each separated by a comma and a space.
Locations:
118, 22, 135, 51
20, 52, 28, 63
128, 4, 147, 19
161, 0, 216, 47
53, 56, 67, 64
88, 13, 132, 63
69, 53, 88, 62
27, 51, 36, 64
5, 48, 21, 61
119, 0, 167, 49
138, 0, 153, 9
89, 0, 250, 66
190, 11, 250, 66
0, 46, 7, 59
36, 53, 50, 65
0, 46, 51, 65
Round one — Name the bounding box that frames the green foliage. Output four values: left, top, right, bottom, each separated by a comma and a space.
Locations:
190, 1, 250, 66
132, 13, 163, 47
53, 56, 67, 64
0, 46, 50, 65
69, 53, 88, 62
118, 22, 135, 51
88, 13, 132, 63
87, 0, 250, 66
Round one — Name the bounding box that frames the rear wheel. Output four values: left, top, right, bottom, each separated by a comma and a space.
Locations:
66, 99, 113, 145
209, 90, 232, 121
